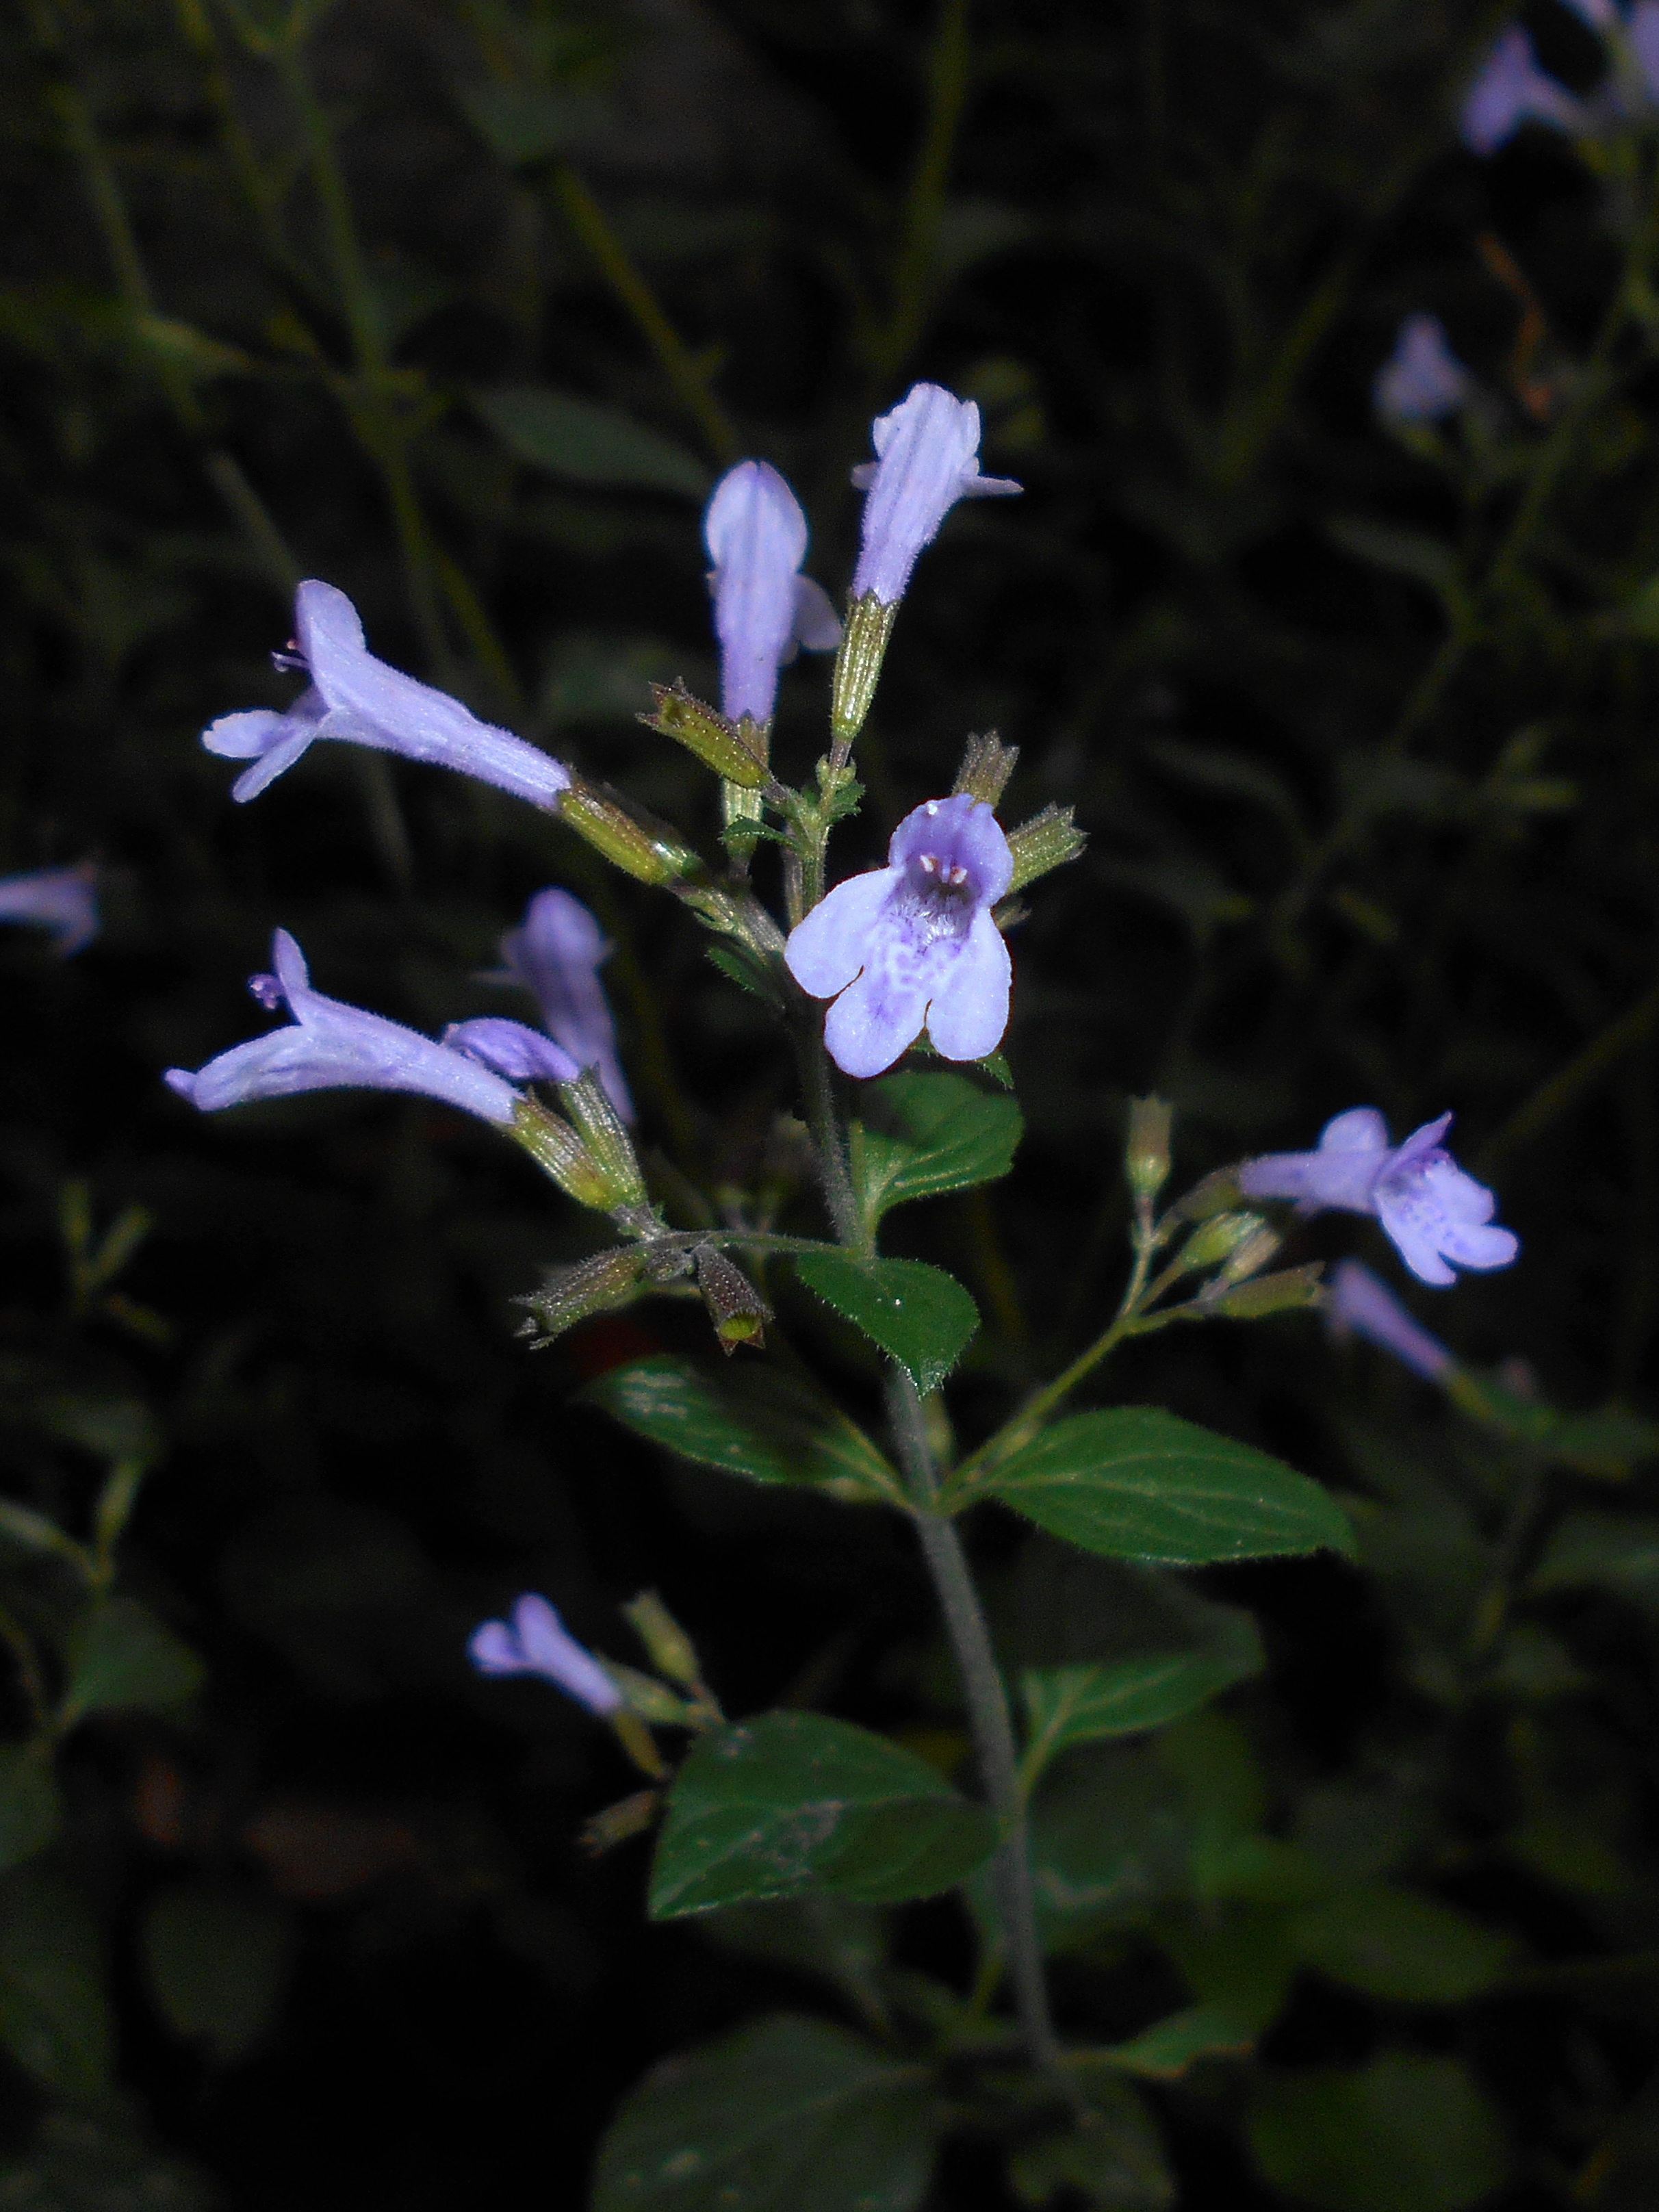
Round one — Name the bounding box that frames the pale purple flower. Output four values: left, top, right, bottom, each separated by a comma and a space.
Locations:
0, 865, 98, 956
165, 929, 558, 1125
203, 581, 571, 810
493, 888, 633, 1122
1461, 26, 1583, 153
1327, 1259, 1454, 1380
1239, 1107, 1519, 1288
441, 1017, 579, 1085
849, 385, 1021, 606
785, 794, 1012, 1079
704, 461, 840, 725
468, 1593, 621, 1716
1374, 315, 1472, 426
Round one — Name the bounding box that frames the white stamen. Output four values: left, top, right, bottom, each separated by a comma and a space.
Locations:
925, 800, 940, 816
919, 853, 936, 874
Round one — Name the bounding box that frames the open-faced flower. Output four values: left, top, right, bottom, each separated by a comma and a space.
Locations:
704, 461, 840, 725
1327, 1259, 1454, 1380
785, 794, 1012, 1079
467, 1593, 621, 1716
1239, 1106, 1519, 1287
165, 929, 564, 1125
0, 864, 98, 956
203, 581, 571, 810
849, 385, 1021, 606
1461, 25, 1583, 153
493, 888, 633, 1122
1374, 315, 1472, 426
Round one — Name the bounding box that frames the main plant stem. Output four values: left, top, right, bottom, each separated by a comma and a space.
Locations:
882, 1368, 1068, 2081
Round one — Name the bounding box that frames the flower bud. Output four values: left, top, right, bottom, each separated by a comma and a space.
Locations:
623, 1591, 703, 1691
1216, 1222, 1283, 1285
515, 1246, 647, 1346
601, 1660, 695, 1727
1208, 1263, 1326, 1319
1167, 1166, 1244, 1225
558, 773, 701, 886
1005, 803, 1086, 896
556, 1070, 647, 1211
721, 781, 767, 868
507, 1098, 614, 1209
693, 1245, 771, 1352
581, 1789, 660, 1855
1124, 1097, 1173, 1203
640, 682, 772, 789
830, 594, 898, 746
1183, 1208, 1270, 1272
953, 731, 1019, 808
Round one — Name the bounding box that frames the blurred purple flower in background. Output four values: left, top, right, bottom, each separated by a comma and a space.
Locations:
704, 461, 840, 725
849, 384, 1021, 606
1461, 25, 1583, 153
786, 794, 1012, 1078
468, 1594, 621, 1716
493, 888, 634, 1121
1327, 1259, 1454, 1379
1240, 1106, 1520, 1287
203, 580, 571, 809
166, 929, 553, 1125
0, 864, 98, 956
1374, 315, 1472, 426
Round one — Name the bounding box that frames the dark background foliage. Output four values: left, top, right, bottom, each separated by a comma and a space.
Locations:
5, 0, 1659, 2204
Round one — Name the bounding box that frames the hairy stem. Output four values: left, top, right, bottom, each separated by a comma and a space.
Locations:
884, 1371, 1070, 2086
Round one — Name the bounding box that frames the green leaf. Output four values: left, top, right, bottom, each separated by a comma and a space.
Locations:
60, 1597, 204, 1726
981, 1410, 1354, 1563
1326, 517, 1467, 610
0, 1867, 112, 2098
0, 1750, 60, 1878
1543, 1406, 1659, 1478
584, 1356, 899, 1501
1291, 1887, 1514, 2003
697, 1898, 890, 2027
1249, 2054, 1511, 2212
1020, 1747, 1191, 1952
1530, 1511, 1659, 1610
793, 1255, 979, 1396
456, 82, 606, 164
141, 1882, 292, 2063
591, 2012, 937, 2212
650, 1713, 996, 1919
1094, 2003, 1255, 2078
0, 1500, 86, 1572
1009, 2074, 1172, 2209
851, 1073, 1023, 1227
1021, 1627, 1263, 1766
472, 386, 710, 496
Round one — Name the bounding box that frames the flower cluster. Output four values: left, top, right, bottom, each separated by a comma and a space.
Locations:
1240, 1107, 1519, 1287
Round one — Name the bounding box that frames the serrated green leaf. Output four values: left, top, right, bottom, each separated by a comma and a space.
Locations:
1290, 1886, 1514, 2003
1249, 2054, 1511, 2212
60, 1597, 203, 1726
142, 1883, 292, 2063
592, 2012, 936, 2212
0, 1751, 60, 1879
1021, 1623, 1263, 1768
980, 1410, 1354, 1562
851, 1072, 1023, 1227
584, 1356, 900, 1501
650, 1714, 996, 1918
0, 1868, 111, 2098
473, 385, 710, 496
793, 1255, 978, 1396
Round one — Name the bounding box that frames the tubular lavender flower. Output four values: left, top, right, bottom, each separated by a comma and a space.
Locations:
1239, 1107, 1519, 1287
1374, 315, 1472, 426
1461, 25, 1582, 153
785, 794, 1013, 1079
849, 384, 1022, 608
494, 888, 634, 1122
1327, 1259, 1454, 1380
468, 1593, 621, 1716
165, 929, 565, 1124
0, 864, 99, 956
704, 461, 840, 726
203, 580, 571, 810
